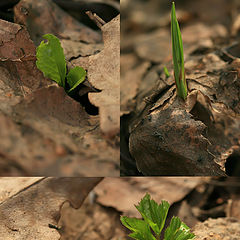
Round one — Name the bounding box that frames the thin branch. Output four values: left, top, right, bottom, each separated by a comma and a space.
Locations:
86, 11, 106, 29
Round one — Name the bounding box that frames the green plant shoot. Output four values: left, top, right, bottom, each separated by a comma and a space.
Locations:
171, 2, 187, 100
120, 193, 195, 240
163, 66, 170, 78
36, 34, 86, 94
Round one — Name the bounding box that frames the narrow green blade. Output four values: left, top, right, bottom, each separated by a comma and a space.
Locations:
171, 2, 187, 100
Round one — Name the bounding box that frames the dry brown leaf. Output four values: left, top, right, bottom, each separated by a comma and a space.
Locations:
88, 14, 120, 137
0, 18, 119, 176
0, 177, 43, 203
0, 177, 102, 240
59, 200, 125, 240
61, 40, 103, 61
14, 0, 101, 45
134, 29, 171, 63
95, 177, 202, 217
76, 14, 120, 138
182, 23, 227, 44
129, 93, 225, 176
121, 60, 150, 115
0, 82, 119, 176
0, 19, 50, 96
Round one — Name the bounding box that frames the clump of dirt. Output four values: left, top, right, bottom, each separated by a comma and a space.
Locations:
193, 217, 240, 240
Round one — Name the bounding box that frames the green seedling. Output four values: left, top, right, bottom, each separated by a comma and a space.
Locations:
120, 193, 195, 240
36, 34, 86, 94
163, 66, 170, 78
171, 2, 187, 100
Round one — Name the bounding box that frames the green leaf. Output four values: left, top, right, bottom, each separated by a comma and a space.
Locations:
164, 217, 195, 240
36, 34, 66, 88
171, 2, 187, 100
66, 66, 86, 93
135, 193, 170, 236
120, 216, 156, 240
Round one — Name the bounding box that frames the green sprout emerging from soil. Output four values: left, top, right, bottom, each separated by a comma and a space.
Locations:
163, 66, 170, 78
120, 193, 195, 240
171, 2, 187, 100
36, 34, 86, 94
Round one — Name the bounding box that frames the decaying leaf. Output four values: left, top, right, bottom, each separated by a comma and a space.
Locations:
0, 177, 102, 240
95, 177, 202, 217
61, 40, 103, 62
59, 197, 125, 240
75, 15, 120, 138
134, 29, 171, 63
0, 86, 118, 176
121, 59, 151, 115
0, 18, 119, 176
0, 177, 43, 202
14, 0, 101, 45
0, 19, 51, 96
129, 91, 225, 176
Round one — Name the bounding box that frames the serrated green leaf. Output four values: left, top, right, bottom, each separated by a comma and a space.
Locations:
36, 34, 66, 88
164, 217, 195, 240
135, 193, 170, 236
120, 216, 156, 240
171, 2, 187, 100
66, 66, 86, 93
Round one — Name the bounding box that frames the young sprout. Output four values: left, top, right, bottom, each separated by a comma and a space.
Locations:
163, 66, 170, 78
120, 193, 195, 240
36, 34, 86, 95
171, 2, 187, 100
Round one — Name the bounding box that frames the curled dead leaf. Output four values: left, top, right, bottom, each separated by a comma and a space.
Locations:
75, 15, 120, 138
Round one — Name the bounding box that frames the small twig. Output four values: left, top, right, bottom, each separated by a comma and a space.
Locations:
86, 11, 106, 28
48, 224, 60, 230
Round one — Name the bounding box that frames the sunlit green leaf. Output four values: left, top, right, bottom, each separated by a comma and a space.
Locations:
67, 66, 86, 93
120, 216, 156, 240
164, 217, 195, 240
136, 193, 169, 236
36, 34, 66, 88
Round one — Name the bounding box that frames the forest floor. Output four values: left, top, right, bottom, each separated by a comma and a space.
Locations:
1, 177, 240, 239
121, 0, 240, 176
0, 0, 120, 177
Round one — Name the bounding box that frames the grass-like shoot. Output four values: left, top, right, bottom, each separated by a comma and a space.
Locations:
171, 2, 187, 100
163, 66, 170, 78
36, 34, 86, 94
120, 193, 195, 240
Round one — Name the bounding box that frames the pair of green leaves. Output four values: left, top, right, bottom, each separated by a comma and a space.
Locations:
120, 193, 195, 240
36, 34, 86, 93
